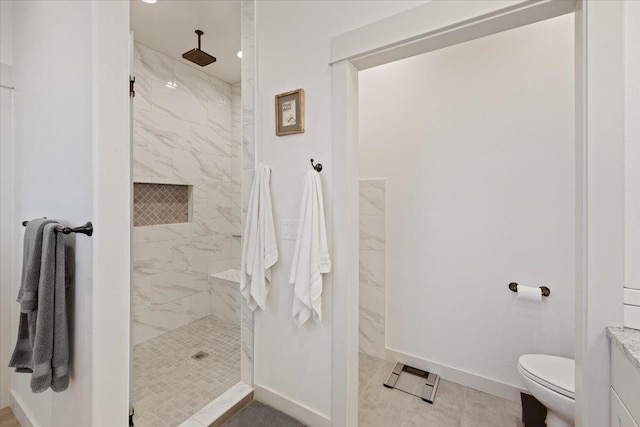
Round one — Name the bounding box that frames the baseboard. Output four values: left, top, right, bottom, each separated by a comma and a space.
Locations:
10, 391, 35, 427
253, 384, 331, 427
384, 347, 526, 403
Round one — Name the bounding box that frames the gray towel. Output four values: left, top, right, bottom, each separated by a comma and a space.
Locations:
49, 225, 69, 392
16, 218, 55, 312
9, 220, 70, 393
9, 218, 55, 373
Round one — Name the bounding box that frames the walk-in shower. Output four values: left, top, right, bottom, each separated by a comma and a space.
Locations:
129, 1, 242, 425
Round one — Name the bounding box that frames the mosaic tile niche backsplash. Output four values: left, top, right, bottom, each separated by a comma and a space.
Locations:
131, 43, 242, 345
134, 183, 190, 226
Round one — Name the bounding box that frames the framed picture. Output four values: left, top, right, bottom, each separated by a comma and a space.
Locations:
275, 89, 305, 136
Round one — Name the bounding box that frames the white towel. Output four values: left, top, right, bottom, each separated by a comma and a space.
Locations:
240, 164, 278, 312
290, 170, 331, 325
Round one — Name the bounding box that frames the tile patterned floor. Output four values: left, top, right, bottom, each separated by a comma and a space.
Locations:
359, 353, 525, 427
133, 315, 240, 427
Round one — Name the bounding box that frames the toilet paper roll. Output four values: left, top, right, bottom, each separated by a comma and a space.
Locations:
517, 285, 542, 302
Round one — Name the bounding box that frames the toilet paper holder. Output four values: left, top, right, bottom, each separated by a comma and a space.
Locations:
509, 282, 550, 297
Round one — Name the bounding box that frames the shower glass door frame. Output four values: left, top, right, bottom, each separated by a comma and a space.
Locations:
126, 1, 256, 423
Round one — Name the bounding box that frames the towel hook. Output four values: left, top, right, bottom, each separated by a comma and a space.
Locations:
310, 158, 323, 172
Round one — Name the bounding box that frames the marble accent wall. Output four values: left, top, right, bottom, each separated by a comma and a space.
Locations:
210, 269, 241, 326
131, 43, 241, 345
359, 179, 386, 359
231, 82, 242, 269
240, 0, 256, 386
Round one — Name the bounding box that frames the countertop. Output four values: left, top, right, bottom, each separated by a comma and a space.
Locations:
607, 326, 640, 372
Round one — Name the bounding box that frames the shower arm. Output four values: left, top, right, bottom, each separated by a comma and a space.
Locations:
196, 30, 203, 50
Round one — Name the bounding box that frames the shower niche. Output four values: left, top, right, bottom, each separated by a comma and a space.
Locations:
133, 183, 192, 227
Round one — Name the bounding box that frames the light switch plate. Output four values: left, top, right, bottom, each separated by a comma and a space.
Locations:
281, 219, 299, 240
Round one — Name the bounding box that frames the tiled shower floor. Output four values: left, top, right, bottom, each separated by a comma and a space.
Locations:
133, 315, 240, 427
359, 353, 524, 427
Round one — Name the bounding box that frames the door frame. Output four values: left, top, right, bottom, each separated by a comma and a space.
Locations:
92, 1, 131, 425
330, 1, 625, 426
92, 1, 257, 425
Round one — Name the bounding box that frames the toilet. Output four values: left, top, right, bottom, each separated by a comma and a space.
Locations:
518, 354, 575, 427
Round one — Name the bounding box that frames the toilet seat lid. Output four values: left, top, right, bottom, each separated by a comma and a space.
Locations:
518, 354, 575, 399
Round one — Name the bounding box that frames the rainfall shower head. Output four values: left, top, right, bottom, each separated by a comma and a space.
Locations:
182, 30, 217, 67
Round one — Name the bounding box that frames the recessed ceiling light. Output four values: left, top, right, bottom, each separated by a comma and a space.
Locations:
141, 0, 157, 4
235, 50, 242, 59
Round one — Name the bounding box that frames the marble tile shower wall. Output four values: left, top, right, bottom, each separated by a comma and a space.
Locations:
231, 82, 242, 269
132, 43, 242, 345
359, 179, 386, 359
240, 0, 256, 386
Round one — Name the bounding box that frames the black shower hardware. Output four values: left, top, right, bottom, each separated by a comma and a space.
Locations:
310, 159, 323, 172
182, 30, 217, 67
22, 219, 93, 236
508, 282, 550, 297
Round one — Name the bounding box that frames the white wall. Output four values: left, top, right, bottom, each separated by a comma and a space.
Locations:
89, 1, 131, 424
10, 1, 94, 425
0, 78, 13, 412
0, 0, 11, 67
359, 14, 575, 392
0, 1, 15, 408
254, 1, 426, 421
0, 0, 14, 411
625, 0, 640, 290
624, 0, 640, 327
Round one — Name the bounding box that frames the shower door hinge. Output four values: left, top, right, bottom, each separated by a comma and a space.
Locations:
129, 76, 136, 98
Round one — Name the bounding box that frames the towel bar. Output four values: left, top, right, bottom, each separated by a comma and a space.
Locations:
22, 220, 93, 237
509, 282, 550, 297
